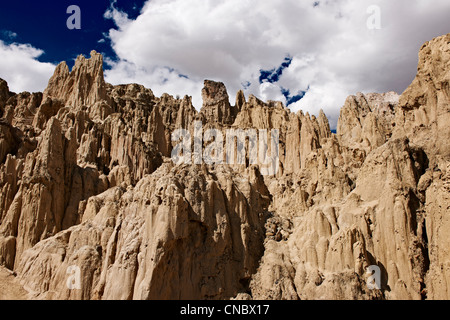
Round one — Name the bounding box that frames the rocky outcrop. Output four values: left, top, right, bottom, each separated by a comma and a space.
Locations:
200, 80, 236, 125
0, 34, 448, 300
43, 50, 110, 109
337, 92, 398, 153
423, 163, 450, 299
249, 34, 449, 301
16, 163, 270, 299
394, 34, 450, 161
0, 79, 14, 117
0, 116, 108, 270
391, 34, 450, 300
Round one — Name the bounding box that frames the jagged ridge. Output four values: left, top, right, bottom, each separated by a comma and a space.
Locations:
0, 34, 448, 300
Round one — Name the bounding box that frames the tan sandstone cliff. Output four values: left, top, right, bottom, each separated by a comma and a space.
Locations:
0, 34, 448, 300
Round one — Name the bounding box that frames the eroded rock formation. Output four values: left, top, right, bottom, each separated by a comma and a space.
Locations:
0, 34, 449, 300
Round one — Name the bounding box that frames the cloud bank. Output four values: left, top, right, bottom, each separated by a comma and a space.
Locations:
104, 0, 450, 128
0, 40, 55, 93
0, 1, 448, 129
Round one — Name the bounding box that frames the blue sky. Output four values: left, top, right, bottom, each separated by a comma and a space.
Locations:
1, 0, 449, 129
0, 1, 145, 67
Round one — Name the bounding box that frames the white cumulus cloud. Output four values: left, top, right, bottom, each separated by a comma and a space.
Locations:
100, 0, 449, 128
0, 40, 56, 93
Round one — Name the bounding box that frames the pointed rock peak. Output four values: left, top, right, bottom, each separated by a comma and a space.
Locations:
235, 90, 246, 110
70, 50, 104, 84
201, 80, 230, 107
0, 78, 14, 110
73, 50, 103, 71
54, 61, 70, 76
43, 50, 108, 108
74, 50, 102, 62
85, 50, 102, 60
44, 62, 70, 93
248, 94, 264, 107
181, 95, 193, 106
200, 80, 235, 125
318, 109, 332, 139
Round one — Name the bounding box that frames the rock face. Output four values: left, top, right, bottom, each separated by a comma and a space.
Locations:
337, 92, 398, 153
200, 80, 236, 125
0, 79, 14, 116
0, 34, 449, 300
16, 163, 270, 299
43, 50, 110, 109
0, 266, 27, 299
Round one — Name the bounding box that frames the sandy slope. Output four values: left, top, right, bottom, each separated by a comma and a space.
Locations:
0, 266, 28, 300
